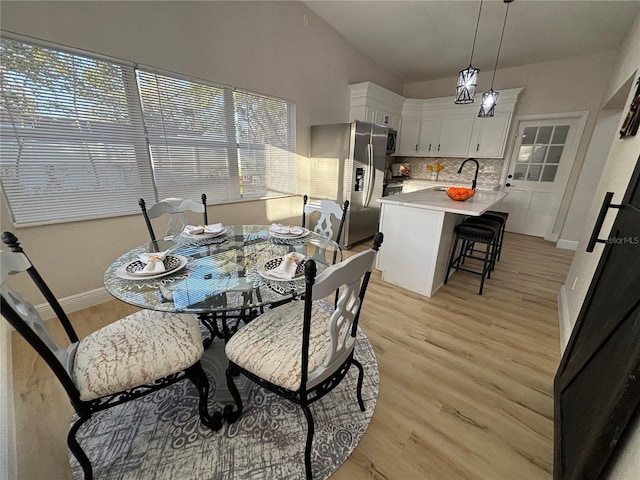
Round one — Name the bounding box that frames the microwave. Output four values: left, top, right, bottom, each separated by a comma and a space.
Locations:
386, 129, 397, 154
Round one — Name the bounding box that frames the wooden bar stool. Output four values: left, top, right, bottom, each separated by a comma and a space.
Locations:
445, 221, 500, 295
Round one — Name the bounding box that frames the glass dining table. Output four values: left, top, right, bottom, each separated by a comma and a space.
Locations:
103, 224, 342, 411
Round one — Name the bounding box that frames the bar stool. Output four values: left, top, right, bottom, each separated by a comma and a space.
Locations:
445, 221, 500, 295
484, 211, 508, 260
464, 211, 508, 262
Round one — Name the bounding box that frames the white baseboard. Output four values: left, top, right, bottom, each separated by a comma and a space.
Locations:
556, 239, 579, 251
558, 285, 572, 354
36, 287, 112, 320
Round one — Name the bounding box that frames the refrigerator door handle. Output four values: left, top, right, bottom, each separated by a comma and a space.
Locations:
365, 143, 374, 207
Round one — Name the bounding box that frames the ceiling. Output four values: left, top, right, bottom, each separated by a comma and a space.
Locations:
303, 0, 640, 84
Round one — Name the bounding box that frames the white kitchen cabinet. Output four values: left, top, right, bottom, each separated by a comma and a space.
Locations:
438, 114, 474, 157
468, 111, 512, 158
397, 117, 421, 155
418, 116, 441, 156
349, 82, 404, 130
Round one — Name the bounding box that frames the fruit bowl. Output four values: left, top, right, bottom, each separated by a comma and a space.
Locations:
446, 186, 475, 201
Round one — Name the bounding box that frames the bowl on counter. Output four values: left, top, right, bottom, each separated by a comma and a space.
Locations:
446, 186, 475, 201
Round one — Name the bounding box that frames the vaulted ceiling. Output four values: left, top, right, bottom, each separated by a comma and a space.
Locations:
303, 0, 640, 83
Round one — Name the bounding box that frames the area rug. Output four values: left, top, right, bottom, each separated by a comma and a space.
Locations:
70, 331, 379, 480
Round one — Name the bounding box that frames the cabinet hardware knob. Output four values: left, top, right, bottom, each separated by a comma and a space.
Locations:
506, 183, 512, 187
508, 174, 513, 178
415, 144, 418, 151
476, 143, 480, 151
438, 144, 441, 151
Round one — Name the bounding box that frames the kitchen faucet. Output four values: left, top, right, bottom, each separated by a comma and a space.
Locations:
457, 157, 480, 190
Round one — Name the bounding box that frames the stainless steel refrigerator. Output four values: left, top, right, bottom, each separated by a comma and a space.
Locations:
309, 120, 388, 248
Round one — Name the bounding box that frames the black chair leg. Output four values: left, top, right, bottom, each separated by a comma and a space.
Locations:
301, 403, 315, 480
68, 414, 92, 480
444, 235, 461, 284
223, 363, 243, 423
185, 362, 223, 431
352, 358, 366, 411
479, 245, 492, 295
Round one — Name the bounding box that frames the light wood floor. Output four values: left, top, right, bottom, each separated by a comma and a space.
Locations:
12, 232, 574, 479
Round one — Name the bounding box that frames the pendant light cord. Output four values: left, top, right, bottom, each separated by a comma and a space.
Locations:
489, 1, 511, 89
468, 0, 483, 65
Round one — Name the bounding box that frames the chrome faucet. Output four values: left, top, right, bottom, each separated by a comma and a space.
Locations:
457, 157, 480, 190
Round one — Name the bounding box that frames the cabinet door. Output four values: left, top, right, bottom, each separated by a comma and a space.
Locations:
364, 107, 376, 125
397, 117, 421, 155
418, 117, 441, 156
470, 112, 511, 158
439, 115, 474, 157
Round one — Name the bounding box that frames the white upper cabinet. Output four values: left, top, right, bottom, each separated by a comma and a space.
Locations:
396, 88, 522, 158
469, 111, 512, 158
438, 114, 474, 157
349, 82, 404, 130
397, 117, 421, 155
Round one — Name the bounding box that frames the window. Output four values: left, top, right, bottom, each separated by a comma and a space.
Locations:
0, 36, 297, 226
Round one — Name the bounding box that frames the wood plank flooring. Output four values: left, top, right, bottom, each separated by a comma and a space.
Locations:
11, 232, 574, 479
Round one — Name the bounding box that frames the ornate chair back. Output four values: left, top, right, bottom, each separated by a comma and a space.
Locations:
139, 194, 208, 242
302, 195, 349, 244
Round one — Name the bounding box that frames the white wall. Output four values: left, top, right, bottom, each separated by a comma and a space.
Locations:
403, 52, 617, 240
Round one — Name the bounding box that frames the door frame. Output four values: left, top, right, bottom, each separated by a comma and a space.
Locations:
502, 111, 589, 241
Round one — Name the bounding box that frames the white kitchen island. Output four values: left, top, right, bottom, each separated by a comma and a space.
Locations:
376, 187, 507, 297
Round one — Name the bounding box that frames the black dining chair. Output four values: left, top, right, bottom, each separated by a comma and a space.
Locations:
0, 231, 222, 480
224, 232, 383, 479
139, 194, 208, 243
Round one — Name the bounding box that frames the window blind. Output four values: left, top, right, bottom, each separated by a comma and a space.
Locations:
0, 36, 297, 227
0, 38, 156, 226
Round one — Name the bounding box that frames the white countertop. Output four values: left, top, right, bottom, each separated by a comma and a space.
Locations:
402, 178, 500, 192
377, 187, 507, 216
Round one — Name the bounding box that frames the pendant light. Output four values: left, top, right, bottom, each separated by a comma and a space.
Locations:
478, 0, 513, 118
455, 0, 483, 104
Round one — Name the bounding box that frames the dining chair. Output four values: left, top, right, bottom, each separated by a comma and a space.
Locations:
302, 195, 349, 245
139, 194, 208, 243
224, 232, 383, 480
1, 231, 222, 480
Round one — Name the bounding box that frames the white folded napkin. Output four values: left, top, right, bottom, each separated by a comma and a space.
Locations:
269, 223, 304, 235
267, 252, 306, 280
183, 223, 224, 235
134, 250, 168, 275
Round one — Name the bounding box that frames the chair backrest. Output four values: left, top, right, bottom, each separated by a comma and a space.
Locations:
139, 194, 208, 242
301, 231, 383, 389
1, 232, 82, 407
302, 195, 349, 243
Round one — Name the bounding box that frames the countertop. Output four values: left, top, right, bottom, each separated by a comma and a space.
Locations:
377, 187, 507, 216
402, 178, 501, 191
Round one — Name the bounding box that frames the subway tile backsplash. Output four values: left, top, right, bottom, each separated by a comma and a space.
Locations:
394, 157, 504, 186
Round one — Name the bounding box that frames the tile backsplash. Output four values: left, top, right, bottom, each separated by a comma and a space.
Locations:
393, 157, 504, 186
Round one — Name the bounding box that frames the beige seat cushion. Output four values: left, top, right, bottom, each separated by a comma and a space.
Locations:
225, 300, 332, 391
73, 310, 204, 401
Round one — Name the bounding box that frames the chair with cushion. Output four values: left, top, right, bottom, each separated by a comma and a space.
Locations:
224, 232, 383, 480
1, 231, 221, 480
139, 194, 208, 243
302, 195, 349, 245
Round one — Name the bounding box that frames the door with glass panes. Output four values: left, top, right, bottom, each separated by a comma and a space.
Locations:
500, 117, 582, 238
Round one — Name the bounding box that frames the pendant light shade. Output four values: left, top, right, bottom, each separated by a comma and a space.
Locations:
478, 0, 513, 118
455, 1, 483, 104
455, 66, 479, 104
478, 90, 499, 117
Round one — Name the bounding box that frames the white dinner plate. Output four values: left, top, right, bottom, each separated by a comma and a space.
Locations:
256, 256, 306, 281
181, 227, 228, 239
268, 227, 310, 240
115, 255, 188, 280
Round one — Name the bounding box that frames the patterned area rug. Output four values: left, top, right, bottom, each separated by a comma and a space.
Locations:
70, 331, 378, 480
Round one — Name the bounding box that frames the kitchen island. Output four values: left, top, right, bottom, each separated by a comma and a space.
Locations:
376, 187, 507, 297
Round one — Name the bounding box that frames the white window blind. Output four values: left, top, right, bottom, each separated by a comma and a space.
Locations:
1, 36, 297, 227
0, 38, 156, 226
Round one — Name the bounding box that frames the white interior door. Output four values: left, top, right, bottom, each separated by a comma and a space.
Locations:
500, 116, 584, 239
